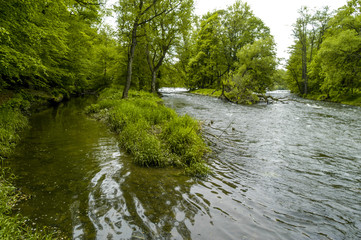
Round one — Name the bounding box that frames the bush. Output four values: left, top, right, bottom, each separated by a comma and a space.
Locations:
87, 88, 210, 176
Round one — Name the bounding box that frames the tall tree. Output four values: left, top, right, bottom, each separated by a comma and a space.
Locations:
187, 11, 224, 89
222, 1, 270, 74
145, 0, 193, 93
116, 0, 181, 98
288, 6, 331, 95
293, 7, 311, 95
186, 0, 272, 91
315, 0, 361, 96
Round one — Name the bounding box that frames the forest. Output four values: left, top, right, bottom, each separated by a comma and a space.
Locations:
1, 0, 361, 104
0, 0, 360, 238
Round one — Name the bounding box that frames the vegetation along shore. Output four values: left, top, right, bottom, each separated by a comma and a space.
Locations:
0, 0, 360, 237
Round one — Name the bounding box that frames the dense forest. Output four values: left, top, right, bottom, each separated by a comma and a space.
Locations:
1, 0, 360, 104
286, 0, 361, 104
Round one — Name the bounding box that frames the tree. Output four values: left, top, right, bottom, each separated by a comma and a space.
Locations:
222, 1, 270, 74
0, 0, 104, 95
116, 0, 182, 98
223, 37, 277, 103
145, 0, 193, 93
287, 6, 331, 95
315, 0, 361, 96
187, 12, 224, 89
186, 1, 272, 91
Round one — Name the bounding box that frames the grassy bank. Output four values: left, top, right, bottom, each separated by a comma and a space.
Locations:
191, 88, 260, 104
86, 88, 210, 177
306, 93, 361, 107
0, 93, 56, 239
191, 88, 222, 97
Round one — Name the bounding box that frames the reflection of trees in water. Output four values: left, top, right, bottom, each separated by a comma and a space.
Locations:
88, 156, 208, 239
8, 96, 113, 238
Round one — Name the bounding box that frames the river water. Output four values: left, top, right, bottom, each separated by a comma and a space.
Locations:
7, 91, 361, 239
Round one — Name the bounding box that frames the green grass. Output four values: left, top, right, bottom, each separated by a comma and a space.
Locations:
86, 88, 210, 177
190, 88, 222, 97
338, 93, 361, 106
306, 92, 361, 107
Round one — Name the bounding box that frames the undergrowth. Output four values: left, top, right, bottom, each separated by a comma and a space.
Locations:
86, 88, 210, 177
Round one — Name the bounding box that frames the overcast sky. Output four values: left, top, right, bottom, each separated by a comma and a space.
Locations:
194, 0, 348, 64
106, 0, 348, 64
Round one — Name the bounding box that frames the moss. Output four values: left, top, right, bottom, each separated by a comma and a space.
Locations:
86, 88, 210, 177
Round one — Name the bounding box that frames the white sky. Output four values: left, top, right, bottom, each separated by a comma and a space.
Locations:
105, 0, 348, 64
195, 0, 348, 64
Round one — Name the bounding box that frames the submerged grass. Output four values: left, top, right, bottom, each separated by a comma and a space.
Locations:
86, 88, 210, 177
0, 95, 57, 239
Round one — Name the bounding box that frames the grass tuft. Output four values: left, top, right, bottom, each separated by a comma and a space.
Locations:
86, 88, 210, 176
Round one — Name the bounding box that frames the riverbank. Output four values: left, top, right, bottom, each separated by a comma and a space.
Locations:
0, 90, 62, 239
86, 87, 210, 176
305, 93, 361, 107
192, 88, 361, 107
190, 88, 222, 97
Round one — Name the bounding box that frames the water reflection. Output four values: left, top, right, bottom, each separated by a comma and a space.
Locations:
87, 154, 200, 239
7, 91, 361, 239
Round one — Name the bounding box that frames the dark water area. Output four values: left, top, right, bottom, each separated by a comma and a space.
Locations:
7, 91, 361, 239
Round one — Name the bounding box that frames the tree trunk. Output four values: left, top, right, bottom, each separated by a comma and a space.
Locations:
123, 24, 138, 99
302, 42, 308, 95
151, 70, 157, 93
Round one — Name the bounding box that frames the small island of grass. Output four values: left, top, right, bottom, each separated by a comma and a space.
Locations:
86, 88, 210, 177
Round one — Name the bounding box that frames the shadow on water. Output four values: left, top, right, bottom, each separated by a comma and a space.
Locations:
6, 91, 361, 239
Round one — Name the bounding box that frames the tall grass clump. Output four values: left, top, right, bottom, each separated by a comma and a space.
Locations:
86, 88, 210, 176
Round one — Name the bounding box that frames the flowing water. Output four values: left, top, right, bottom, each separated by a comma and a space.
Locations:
7, 91, 361, 239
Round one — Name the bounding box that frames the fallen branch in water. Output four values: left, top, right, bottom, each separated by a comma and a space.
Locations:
257, 94, 288, 104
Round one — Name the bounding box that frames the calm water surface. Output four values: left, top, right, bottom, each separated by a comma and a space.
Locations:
8, 91, 361, 239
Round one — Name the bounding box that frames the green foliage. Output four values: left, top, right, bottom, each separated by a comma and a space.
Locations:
234, 37, 277, 93
86, 88, 210, 176
0, 0, 112, 94
271, 69, 288, 90
0, 102, 28, 159
185, 1, 276, 103
191, 89, 222, 97
187, 12, 224, 89
287, 1, 361, 105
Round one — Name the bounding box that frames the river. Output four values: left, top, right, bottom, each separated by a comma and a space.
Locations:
7, 90, 361, 239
